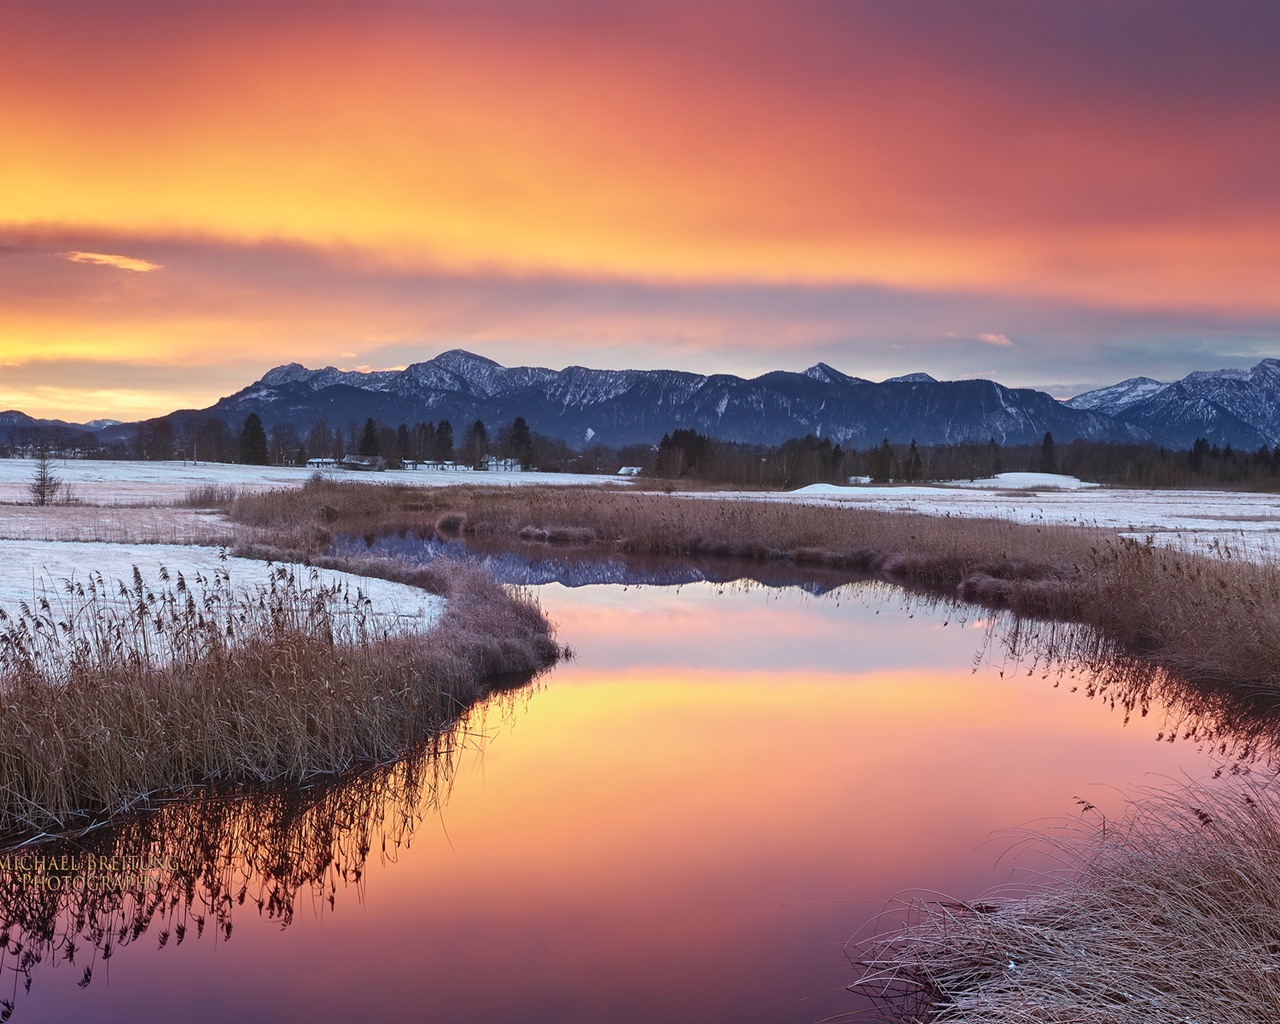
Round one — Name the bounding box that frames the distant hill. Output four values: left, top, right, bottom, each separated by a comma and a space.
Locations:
0, 410, 114, 452
0, 411, 118, 434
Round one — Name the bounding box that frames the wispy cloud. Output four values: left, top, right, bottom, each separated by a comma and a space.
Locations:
62, 250, 162, 273
979, 332, 1014, 348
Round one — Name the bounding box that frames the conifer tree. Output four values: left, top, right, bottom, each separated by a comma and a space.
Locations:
359, 418, 380, 457
238, 414, 269, 465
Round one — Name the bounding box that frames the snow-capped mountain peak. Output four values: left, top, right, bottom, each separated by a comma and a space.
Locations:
1066, 377, 1169, 413
258, 363, 317, 388
1066, 360, 1280, 447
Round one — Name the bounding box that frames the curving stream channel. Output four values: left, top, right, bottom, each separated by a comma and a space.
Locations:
2, 541, 1268, 1023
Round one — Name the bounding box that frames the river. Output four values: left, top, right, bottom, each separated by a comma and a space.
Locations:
6, 558, 1258, 1022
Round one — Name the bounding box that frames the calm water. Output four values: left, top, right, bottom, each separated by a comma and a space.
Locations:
7, 573, 1258, 1023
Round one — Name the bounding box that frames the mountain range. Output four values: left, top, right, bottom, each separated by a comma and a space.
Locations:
118, 349, 1146, 449
0, 410, 121, 436
20, 351, 1280, 452
1065, 358, 1280, 449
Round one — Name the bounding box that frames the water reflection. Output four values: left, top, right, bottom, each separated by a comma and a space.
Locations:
6, 543, 1280, 1022
333, 529, 864, 593
0, 719, 483, 1015
341, 528, 1280, 769
978, 613, 1280, 771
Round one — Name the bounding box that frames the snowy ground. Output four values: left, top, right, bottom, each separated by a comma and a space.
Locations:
749, 476, 1280, 560
0, 541, 443, 638
940, 471, 1100, 491
0, 459, 1276, 561
0, 458, 620, 505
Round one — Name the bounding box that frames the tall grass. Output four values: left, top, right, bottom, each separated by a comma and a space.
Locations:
0, 557, 557, 838
853, 781, 1280, 1023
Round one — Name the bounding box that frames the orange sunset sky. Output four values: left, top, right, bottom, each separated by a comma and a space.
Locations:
2, 0, 1279, 421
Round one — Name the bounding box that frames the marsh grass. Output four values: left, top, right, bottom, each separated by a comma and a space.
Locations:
852, 781, 1280, 1023
0, 556, 557, 838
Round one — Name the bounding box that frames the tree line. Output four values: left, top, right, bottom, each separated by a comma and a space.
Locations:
651, 429, 1280, 490
231, 414, 548, 469
9, 414, 1280, 491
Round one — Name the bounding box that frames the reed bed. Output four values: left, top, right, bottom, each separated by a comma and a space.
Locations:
0, 555, 557, 838
853, 781, 1280, 1023
220, 479, 1280, 696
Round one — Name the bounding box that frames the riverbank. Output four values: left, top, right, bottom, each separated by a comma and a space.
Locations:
0, 541, 559, 839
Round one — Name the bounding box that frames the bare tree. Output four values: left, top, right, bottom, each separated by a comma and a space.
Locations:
29, 451, 62, 506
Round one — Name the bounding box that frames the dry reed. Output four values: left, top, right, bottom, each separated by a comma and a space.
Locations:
853, 781, 1280, 1023
0, 555, 557, 838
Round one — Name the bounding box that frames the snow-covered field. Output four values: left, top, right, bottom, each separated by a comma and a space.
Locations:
0, 459, 1276, 561
0, 458, 619, 505
940, 471, 1100, 490
0, 505, 230, 544
721, 474, 1280, 560
0, 541, 443, 637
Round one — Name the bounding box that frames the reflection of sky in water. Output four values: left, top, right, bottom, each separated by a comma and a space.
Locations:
17, 578, 1239, 1024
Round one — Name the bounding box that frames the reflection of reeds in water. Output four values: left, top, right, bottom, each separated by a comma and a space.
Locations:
0, 555, 558, 838
976, 611, 1280, 770
851, 781, 1280, 1023
0, 719, 467, 1011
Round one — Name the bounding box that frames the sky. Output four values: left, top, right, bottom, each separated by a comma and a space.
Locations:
2, 0, 1279, 422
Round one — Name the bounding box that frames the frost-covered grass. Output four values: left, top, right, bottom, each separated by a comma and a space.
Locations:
0, 541, 442, 655
854, 781, 1280, 1023
0, 554, 556, 838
